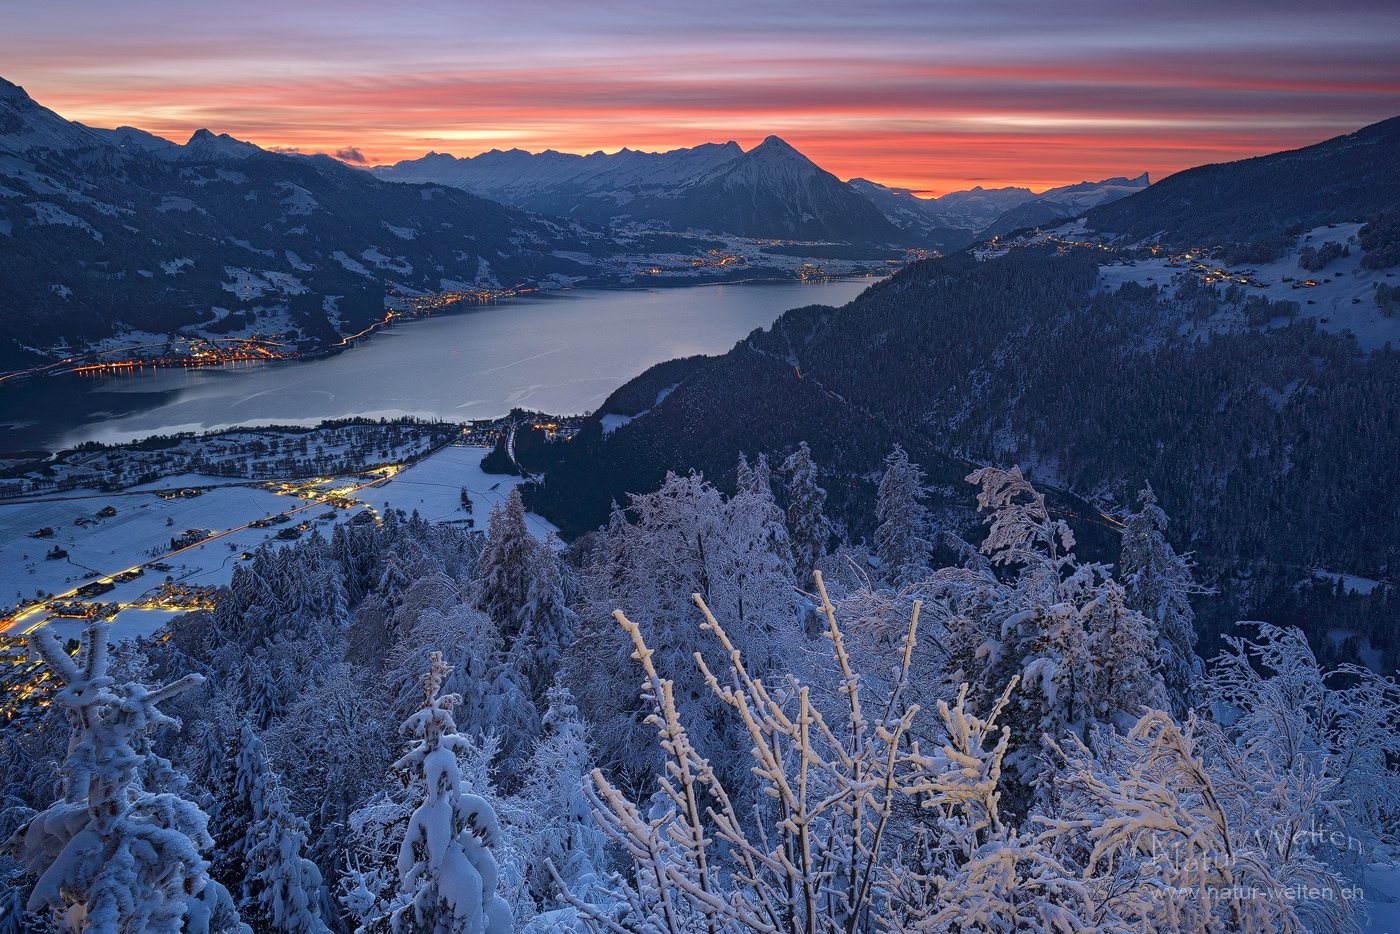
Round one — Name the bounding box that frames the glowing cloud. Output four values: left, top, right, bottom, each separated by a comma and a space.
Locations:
3, 0, 1397, 193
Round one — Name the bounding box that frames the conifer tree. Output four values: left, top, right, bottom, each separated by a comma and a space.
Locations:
1119, 486, 1208, 718
781, 441, 833, 580
5, 620, 247, 934
387, 653, 513, 934
476, 487, 537, 642
875, 445, 931, 586
516, 679, 606, 911
212, 722, 331, 934
510, 539, 577, 696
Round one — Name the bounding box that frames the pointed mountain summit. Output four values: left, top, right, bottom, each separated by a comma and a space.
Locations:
180, 128, 262, 161
371, 136, 906, 244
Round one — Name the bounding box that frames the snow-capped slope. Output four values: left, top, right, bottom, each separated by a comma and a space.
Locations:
372, 136, 906, 243
86, 125, 183, 156
0, 78, 106, 153
981, 173, 1150, 239
0, 75, 606, 365
849, 174, 1148, 248
178, 128, 262, 161
378, 141, 747, 203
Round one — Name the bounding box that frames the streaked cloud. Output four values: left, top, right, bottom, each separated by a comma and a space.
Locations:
3, 0, 1396, 193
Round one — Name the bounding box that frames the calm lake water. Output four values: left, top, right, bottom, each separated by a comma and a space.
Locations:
0, 278, 873, 450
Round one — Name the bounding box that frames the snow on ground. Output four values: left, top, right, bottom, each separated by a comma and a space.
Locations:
0, 481, 334, 636
1, 484, 283, 595
1045, 221, 1400, 351
1, 441, 556, 641
370, 443, 558, 540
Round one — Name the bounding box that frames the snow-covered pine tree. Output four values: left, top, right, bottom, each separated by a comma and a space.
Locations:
781, 441, 833, 580
732, 453, 794, 579
386, 652, 512, 934
1119, 485, 1208, 718
477, 487, 537, 642
509, 539, 578, 697
515, 678, 606, 913
212, 721, 331, 934
874, 445, 931, 586
481, 661, 541, 791
4, 620, 247, 934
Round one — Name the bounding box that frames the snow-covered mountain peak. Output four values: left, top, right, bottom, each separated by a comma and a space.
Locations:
180, 128, 262, 161
0, 76, 105, 154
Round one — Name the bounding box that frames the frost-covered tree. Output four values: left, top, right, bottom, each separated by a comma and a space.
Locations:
917, 467, 1167, 794
3, 620, 247, 934
558, 578, 920, 934
385, 653, 512, 934
1120, 485, 1209, 718
781, 441, 833, 580
874, 445, 931, 586
211, 722, 330, 934
515, 679, 606, 913
571, 471, 800, 785
1206, 623, 1400, 856
734, 453, 794, 574
510, 540, 578, 697
1040, 710, 1366, 934
476, 487, 537, 641
481, 662, 541, 791
264, 664, 394, 897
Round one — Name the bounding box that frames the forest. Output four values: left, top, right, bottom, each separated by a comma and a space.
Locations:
3, 452, 1397, 934
520, 241, 1400, 665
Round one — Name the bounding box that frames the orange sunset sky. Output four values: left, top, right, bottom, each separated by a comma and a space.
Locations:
3, 0, 1398, 196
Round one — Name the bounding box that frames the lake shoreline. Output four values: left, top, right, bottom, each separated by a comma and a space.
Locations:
0, 273, 886, 388
0, 278, 876, 453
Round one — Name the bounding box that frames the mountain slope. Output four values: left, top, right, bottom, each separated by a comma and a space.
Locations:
522, 235, 1400, 660
0, 77, 605, 365
1086, 115, 1400, 248
980, 174, 1150, 238
850, 174, 1150, 247
372, 136, 909, 244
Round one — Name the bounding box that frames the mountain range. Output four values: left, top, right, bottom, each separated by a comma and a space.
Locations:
848, 174, 1149, 249
0, 70, 1162, 370
515, 112, 1400, 663
369, 136, 907, 244
1086, 115, 1400, 254
370, 142, 1149, 249
0, 77, 618, 367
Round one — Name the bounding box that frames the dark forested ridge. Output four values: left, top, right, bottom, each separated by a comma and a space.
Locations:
1085, 114, 1400, 250
521, 243, 1400, 654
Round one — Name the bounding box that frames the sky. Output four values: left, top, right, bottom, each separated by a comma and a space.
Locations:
2, 0, 1398, 196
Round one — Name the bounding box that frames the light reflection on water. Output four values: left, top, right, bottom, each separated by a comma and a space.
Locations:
1, 279, 872, 450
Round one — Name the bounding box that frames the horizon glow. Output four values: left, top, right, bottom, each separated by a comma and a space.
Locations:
2, 1, 1397, 195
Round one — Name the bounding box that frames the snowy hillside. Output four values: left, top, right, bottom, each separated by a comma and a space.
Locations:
0, 77, 616, 367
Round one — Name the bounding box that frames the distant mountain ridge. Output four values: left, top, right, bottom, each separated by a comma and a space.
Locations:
371, 138, 1149, 249
371, 136, 907, 244
849, 174, 1150, 249
0, 76, 605, 366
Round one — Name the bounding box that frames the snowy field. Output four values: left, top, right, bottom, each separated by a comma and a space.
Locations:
1040, 220, 1400, 351
369, 443, 557, 539
0, 441, 550, 640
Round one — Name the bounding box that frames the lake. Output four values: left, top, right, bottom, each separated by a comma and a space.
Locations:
0, 278, 873, 450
